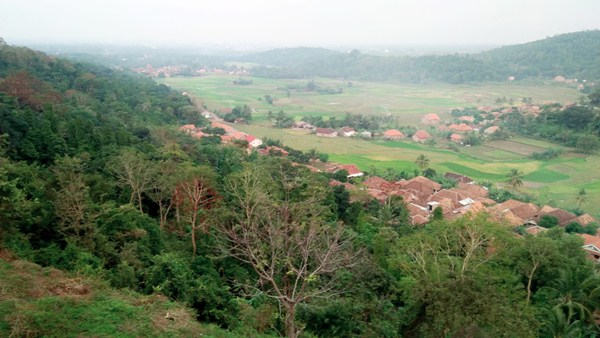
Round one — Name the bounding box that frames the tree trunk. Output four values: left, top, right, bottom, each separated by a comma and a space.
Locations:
191, 226, 197, 257
285, 303, 297, 338
526, 262, 539, 305
137, 191, 144, 213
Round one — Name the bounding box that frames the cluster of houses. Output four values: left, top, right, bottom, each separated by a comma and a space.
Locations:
323, 166, 600, 262
305, 111, 504, 145
178, 112, 600, 263
133, 64, 249, 78
179, 120, 263, 149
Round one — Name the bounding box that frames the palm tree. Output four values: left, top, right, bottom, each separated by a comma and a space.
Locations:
506, 168, 524, 190
539, 307, 584, 338
307, 148, 319, 165
575, 188, 588, 210
543, 269, 600, 328
415, 154, 430, 172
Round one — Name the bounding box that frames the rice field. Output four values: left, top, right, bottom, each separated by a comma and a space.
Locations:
159, 75, 599, 217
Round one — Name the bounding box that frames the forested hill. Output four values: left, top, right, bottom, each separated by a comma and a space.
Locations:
478, 30, 600, 80
246, 30, 600, 83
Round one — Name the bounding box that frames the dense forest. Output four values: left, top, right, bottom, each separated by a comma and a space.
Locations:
1, 41, 600, 337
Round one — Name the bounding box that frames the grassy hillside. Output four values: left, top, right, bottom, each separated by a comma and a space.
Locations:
0, 251, 247, 338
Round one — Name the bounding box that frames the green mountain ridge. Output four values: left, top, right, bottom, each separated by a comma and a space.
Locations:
244, 30, 600, 83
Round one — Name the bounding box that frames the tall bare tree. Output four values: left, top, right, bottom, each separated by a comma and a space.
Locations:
107, 148, 154, 213
172, 166, 218, 256
147, 160, 178, 228
217, 166, 354, 338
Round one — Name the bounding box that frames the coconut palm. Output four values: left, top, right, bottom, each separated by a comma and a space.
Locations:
543, 269, 600, 328
539, 307, 584, 338
415, 154, 430, 171
575, 187, 588, 210
506, 168, 524, 190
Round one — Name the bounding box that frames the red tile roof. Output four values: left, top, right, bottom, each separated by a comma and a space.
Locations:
383, 129, 405, 138
413, 130, 432, 140
579, 234, 600, 250
337, 164, 363, 177
449, 123, 473, 132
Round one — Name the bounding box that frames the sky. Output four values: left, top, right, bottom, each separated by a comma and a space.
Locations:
1, 0, 599, 47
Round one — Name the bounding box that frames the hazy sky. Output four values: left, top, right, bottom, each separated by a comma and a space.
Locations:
1, 0, 599, 47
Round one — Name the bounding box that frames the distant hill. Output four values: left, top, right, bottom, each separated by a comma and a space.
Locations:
478, 30, 600, 80
243, 30, 600, 83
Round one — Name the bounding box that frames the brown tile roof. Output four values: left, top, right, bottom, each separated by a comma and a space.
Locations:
579, 234, 600, 251
412, 214, 429, 225
454, 183, 487, 198
179, 124, 197, 132
449, 123, 473, 132
258, 146, 289, 157
412, 130, 431, 140
478, 198, 497, 206
539, 205, 558, 214
574, 214, 597, 226
228, 131, 248, 140
316, 128, 337, 135
458, 116, 475, 122
450, 133, 464, 142
403, 176, 442, 195
510, 203, 539, 220
337, 164, 363, 177
445, 173, 474, 184
484, 126, 499, 134
525, 226, 547, 236
545, 209, 578, 226
494, 209, 525, 227
497, 199, 527, 211
383, 129, 405, 139
211, 121, 235, 133
363, 176, 391, 191
367, 189, 388, 202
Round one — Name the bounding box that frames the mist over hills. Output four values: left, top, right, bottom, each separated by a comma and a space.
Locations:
244, 30, 600, 83
12, 30, 600, 84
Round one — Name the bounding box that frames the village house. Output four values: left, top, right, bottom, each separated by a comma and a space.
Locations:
412, 130, 432, 143
336, 164, 364, 178
316, 128, 338, 137
211, 121, 236, 133
257, 146, 289, 157
457, 116, 475, 123
245, 135, 263, 148
340, 127, 356, 137
450, 133, 464, 143
421, 113, 441, 125
444, 172, 474, 184
484, 126, 500, 135
383, 129, 405, 140
579, 234, 600, 262
448, 123, 474, 133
